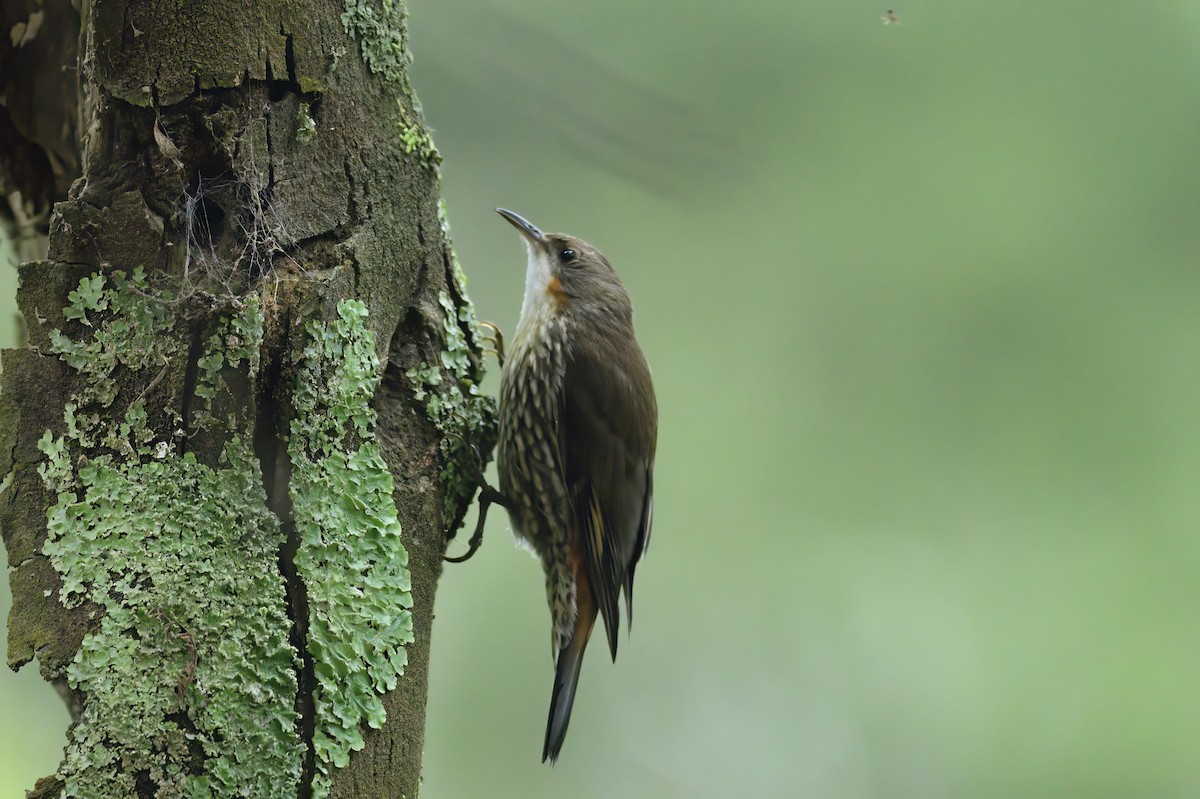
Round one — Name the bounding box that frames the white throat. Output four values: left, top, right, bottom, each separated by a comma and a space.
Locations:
518, 243, 557, 327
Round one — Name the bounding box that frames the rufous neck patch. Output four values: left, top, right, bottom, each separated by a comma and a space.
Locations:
545, 276, 571, 311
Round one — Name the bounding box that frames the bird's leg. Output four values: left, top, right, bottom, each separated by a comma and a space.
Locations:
445, 484, 510, 563
441, 426, 511, 563
478, 321, 505, 367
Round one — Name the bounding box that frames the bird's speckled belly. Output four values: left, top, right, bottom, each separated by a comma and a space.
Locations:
496, 320, 570, 556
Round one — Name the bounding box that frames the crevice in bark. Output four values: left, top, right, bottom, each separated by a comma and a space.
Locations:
253, 300, 317, 798
178, 318, 208, 454
341, 158, 355, 224
283, 31, 299, 88
132, 770, 156, 796
165, 711, 208, 773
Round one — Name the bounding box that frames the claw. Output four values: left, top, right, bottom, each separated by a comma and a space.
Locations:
445, 486, 510, 563
478, 321, 505, 367
440, 422, 508, 563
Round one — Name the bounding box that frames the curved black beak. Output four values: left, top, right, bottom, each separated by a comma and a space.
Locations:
497, 208, 544, 244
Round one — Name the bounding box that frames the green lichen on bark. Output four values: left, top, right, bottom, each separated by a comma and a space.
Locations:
397, 98, 442, 171
38, 272, 303, 797
296, 102, 318, 143
339, 0, 441, 171
438, 198, 471, 296
406, 202, 499, 532
288, 299, 414, 798
191, 299, 265, 432
407, 288, 498, 528
48, 268, 179, 413
339, 0, 410, 84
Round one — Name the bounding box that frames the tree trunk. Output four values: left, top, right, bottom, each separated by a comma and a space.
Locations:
0, 2, 494, 797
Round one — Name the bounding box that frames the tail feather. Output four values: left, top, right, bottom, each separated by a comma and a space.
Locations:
543, 590, 598, 763
543, 637, 586, 763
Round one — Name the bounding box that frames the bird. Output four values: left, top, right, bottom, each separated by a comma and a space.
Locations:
495, 208, 657, 763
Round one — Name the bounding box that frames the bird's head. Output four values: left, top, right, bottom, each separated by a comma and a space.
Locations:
498, 208, 631, 322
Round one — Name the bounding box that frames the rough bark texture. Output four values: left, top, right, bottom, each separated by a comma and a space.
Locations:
1, 2, 493, 797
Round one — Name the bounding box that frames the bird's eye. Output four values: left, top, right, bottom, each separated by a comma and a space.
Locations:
560, 248, 577, 264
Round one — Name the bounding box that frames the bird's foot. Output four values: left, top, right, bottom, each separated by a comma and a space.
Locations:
444, 484, 510, 563
478, 321, 505, 367
441, 428, 510, 564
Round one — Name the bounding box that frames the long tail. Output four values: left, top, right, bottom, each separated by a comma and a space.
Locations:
543, 589, 598, 763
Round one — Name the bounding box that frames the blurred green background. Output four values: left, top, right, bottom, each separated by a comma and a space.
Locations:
4, 1, 1200, 796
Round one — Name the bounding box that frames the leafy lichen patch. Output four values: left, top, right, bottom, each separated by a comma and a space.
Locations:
397, 98, 441, 172
339, 0, 441, 172
288, 299, 414, 798
296, 102, 318, 144
48, 268, 178, 413
191, 297, 265, 433
339, 0, 410, 85
38, 273, 303, 797
438, 198, 471, 297
407, 290, 498, 528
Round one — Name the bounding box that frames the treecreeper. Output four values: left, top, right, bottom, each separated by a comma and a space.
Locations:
461, 208, 658, 763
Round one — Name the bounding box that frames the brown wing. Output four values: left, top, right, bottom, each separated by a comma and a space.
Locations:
559, 328, 657, 660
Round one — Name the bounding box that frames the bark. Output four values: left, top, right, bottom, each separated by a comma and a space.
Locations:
0, 2, 494, 797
